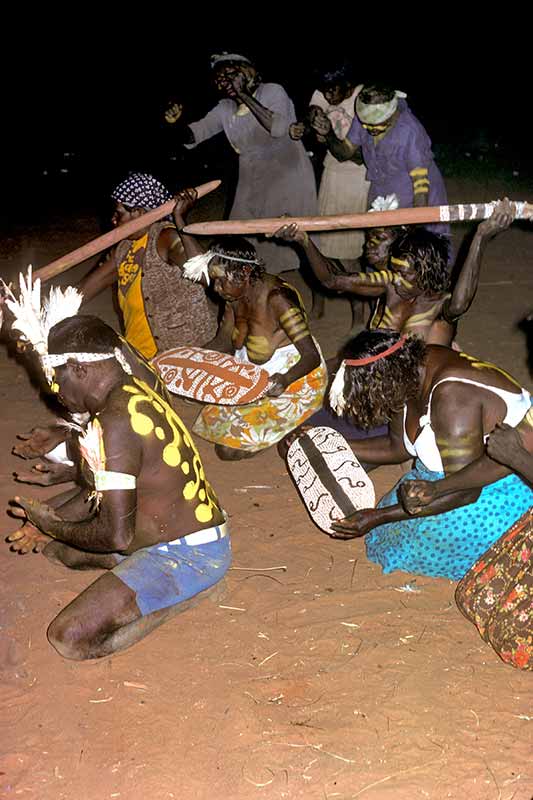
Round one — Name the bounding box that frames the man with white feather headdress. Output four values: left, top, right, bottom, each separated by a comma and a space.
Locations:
4, 279, 230, 659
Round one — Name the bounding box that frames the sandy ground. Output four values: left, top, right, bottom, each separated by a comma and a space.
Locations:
1, 177, 533, 800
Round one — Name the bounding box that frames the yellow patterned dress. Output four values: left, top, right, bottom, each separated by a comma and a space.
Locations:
193, 342, 328, 452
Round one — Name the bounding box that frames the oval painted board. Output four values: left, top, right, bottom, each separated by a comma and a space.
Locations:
152, 346, 270, 405
287, 426, 375, 534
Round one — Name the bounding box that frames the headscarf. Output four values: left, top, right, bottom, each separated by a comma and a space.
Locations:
111, 173, 172, 211
356, 90, 407, 125
210, 52, 252, 70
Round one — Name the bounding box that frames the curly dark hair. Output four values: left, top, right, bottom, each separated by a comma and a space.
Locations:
334, 330, 426, 429
211, 235, 266, 283
358, 84, 396, 105
391, 228, 450, 293
48, 315, 121, 355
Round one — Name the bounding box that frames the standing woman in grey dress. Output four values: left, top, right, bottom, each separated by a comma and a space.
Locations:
165, 52, 318, 276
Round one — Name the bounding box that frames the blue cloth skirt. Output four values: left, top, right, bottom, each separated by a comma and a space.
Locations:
366, 460, 533, 580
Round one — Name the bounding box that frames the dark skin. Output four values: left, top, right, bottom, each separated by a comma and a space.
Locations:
207, 260, 321, 460
8, 355, 225, 660
400, 411, 533, 514
274, 200, 514, 346
78, 189, 202, 310
328, 345, 526, 538
7, 338, 174, 555
165, 63, 271, 143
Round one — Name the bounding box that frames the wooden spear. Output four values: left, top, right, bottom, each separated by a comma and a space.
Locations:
182, 199, 533, 236
33, 179, 221, 283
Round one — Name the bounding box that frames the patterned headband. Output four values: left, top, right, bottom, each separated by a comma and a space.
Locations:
41, 348, 133, 375
111, 173, 172, 210
182, 250, 261, 285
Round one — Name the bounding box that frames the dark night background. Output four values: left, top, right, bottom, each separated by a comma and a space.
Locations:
3, 19, 532, 225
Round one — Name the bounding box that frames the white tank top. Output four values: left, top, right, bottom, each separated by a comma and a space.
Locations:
403, 377, 531, 473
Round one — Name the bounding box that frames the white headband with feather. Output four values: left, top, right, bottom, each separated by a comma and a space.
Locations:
6, 267, 131, 382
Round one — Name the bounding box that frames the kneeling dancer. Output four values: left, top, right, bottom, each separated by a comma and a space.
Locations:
187, 237, 328, 460
326, 330, 533, 580
8, 315, 230, 660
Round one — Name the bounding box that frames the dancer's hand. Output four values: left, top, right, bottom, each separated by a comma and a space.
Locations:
330, 508, 377, 539
478, 197, 514, 238
173, 188, 198, 222
13, 426, 68, 460
6, 522, 51, 554
309, 108, 331, 137
13, 459, 75, 486
266, 374, 286, 398
9, 496, 63, 536
164, 102, 183, 124
272, 223, 309, 247
289, 122, 306, 140
487, 423, 526, 468
399, 480, 438, 515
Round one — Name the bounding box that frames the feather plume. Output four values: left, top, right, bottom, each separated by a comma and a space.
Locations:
328, 362, 347, 415
42, 285, 83, 335
6, 266, 48, 354
182, 251, 214, 284
370, 194, 399, 212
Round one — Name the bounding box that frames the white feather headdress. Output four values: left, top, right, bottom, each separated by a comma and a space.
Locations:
6, 266, 83, 357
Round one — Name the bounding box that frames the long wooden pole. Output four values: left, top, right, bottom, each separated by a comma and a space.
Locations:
33, 180, 221, 283
182, 199, 533, 236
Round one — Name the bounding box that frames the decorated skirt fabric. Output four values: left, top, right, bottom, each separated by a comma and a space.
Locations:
456, 508, 533, 670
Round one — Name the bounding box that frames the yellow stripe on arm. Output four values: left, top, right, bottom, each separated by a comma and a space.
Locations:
409, 167, 429, 177
280, 306, 311, 344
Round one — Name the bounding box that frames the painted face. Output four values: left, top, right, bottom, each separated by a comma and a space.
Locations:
390, 254, 420, 298
364, 228, 398, 267
52, 363, 88, 413
210, 260, 248, 302
360, 119, 392, 137
322, 84, 346, 107
112, 202, 149, 239
213, 65, 245, 98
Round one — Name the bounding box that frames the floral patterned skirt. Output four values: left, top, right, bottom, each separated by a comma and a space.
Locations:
192, 346, 327, 452
456, 508, 533, 670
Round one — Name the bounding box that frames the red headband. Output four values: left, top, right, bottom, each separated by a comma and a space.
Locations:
344, 336, 407, 367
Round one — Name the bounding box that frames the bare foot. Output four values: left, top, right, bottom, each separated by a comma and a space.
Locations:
6, 523, 51, 554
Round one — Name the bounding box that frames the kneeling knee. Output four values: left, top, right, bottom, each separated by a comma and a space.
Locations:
47, 616, 89, 661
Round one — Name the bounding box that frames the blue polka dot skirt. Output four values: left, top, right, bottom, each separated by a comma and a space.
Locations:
366, 460, 533, 581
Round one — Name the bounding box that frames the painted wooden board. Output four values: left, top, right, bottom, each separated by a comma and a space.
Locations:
152, 346, 270, 405
287, 426, 375, 534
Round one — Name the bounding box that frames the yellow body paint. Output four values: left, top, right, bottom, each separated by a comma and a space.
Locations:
245, 334, 272, 362
403, 302, 444, 330
459, 352, 522, 389
122, 378, 220, 523
280, 307, 310, 344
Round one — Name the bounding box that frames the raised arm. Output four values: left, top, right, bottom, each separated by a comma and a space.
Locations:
273, 224, 388, 297
231, 79, 294, 137
442, 199, 514, 323
77, 250, 117, 304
